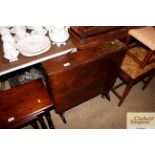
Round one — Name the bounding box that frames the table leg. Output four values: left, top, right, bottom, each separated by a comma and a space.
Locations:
38, 115, 47, 129
101, 92, 111, 101
45, 111, 55, 129
59, 113, 67, 124
31, 120, 39, 129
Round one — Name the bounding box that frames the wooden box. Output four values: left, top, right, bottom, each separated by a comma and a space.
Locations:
69, 26, 128, 49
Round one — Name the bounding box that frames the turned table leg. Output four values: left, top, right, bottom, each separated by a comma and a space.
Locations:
45, 111, 55, 129
59, 113, 67, 124
31, 120, 39, 129
38, 115, 47, 129
101, 92, 111, 101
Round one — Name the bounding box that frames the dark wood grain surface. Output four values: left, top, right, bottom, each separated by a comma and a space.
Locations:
42, 40, 126, 75
69, 26, 128, 49
69, 26, 124, 39
0, 79, 53, 128
42, 40, 127, 113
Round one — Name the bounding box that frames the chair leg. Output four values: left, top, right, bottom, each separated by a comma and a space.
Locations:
142, 74, 155, 90
140, 50, 154, 68
45, 111, 55, 129
118, 81, 133, 107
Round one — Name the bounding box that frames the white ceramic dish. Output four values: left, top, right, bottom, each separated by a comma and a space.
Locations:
16, 35, 51, 56
19, 44, 51, 57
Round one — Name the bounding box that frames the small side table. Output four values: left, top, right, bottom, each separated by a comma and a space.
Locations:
0, 79, 54, 129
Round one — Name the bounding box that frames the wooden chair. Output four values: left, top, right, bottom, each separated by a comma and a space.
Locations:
111, 46, 155, 106
0, 79, 54, 129
126, 26, 155, 68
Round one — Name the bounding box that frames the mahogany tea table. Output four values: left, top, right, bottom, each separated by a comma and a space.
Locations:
0, 79, 54, 129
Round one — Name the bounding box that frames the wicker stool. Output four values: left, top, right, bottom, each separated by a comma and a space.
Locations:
126, 26, 155, 68
0, 79, 54, 129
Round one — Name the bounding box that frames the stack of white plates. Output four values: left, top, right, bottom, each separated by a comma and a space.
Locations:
16, 35, 51, 57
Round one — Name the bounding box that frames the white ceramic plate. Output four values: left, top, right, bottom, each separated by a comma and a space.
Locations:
16, 35, 51, 56
19, 44, 51, 57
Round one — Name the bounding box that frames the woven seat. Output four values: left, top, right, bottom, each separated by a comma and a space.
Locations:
121, 47, 155, 79
111, 47, 155, 106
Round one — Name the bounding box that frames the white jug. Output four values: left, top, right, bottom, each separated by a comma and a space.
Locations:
49, 26, 69, 47
31, 26, 47, 35
11, 26, 27, 41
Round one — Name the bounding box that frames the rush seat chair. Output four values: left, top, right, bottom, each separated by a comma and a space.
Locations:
111, 46, 155, 106
126, 26, 155, 68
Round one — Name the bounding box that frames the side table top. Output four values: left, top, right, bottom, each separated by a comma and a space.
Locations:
42, 39, 127, 75
0, 79, 53, 128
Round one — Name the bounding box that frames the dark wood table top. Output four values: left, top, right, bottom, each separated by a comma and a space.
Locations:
0, 39, 75, 76
69, 26, 128, 49
0, 79, 53, 128
42, 39, 127, 75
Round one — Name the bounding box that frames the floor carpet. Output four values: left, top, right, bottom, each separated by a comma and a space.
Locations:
24, 77, 155, 129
